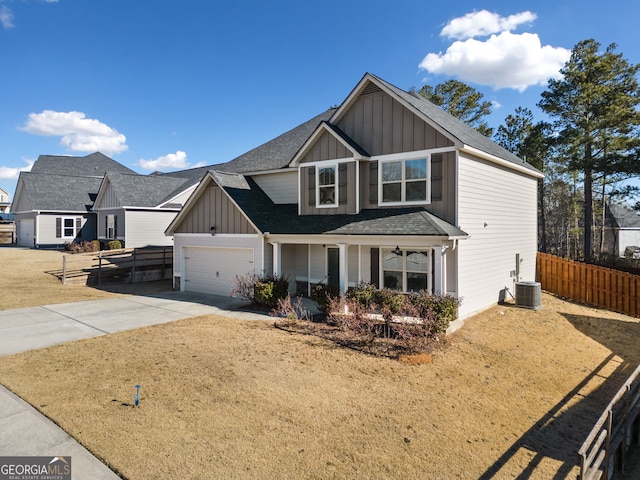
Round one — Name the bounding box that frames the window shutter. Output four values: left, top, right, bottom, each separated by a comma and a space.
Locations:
114, 215, 118, 238
55, 218, 62, 238
308, 168, 315, 207
105, 215, 108, 237
75, 217, 82, 237
338, 163, 347, 205
431, 154, 443, 202
369, 162, 378, 204
370, 248, 379, 288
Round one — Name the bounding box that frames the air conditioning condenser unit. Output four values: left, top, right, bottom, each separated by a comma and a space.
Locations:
515, 281, 542, 310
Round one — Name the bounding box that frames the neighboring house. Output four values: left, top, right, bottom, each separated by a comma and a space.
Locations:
0, 188, 10, 213
12, 152, 136, 248
166, 73, 543, 325
606, 203, 640, 257
93, 168, 207, 248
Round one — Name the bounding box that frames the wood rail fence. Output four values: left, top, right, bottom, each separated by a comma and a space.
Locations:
537, 252, 640, 318
0, 222, 15, 245
578, 364, 640, 480
50, 246, 173, 285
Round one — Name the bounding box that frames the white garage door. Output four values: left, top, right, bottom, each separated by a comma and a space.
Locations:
183, 247, 254, 296
17, 219, 34, 248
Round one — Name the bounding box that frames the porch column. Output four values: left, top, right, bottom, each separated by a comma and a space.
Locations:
338, 243, 348, 294
272, 242, 281, 277
433, 246, 448, 294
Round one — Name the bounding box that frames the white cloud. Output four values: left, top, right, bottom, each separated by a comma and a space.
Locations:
0, 159, 34, 179
138, 151, 190, 171
441, 10, 536, 40
0, 5, 14, 29
419, 11, 570, 91
20, 110, 128, 155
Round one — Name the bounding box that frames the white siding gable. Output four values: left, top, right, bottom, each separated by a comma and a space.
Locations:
252, 171, 298, 204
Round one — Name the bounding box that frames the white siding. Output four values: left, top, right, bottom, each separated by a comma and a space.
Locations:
165, 185, 196, 207
36, 214, 92, 247
252, 171, 298, 204
457, 154, 538, 319
125, 210, 178, 248
619, 229, 640, 256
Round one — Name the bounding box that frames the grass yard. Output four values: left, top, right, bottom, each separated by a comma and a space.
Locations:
1, 246, 639, 478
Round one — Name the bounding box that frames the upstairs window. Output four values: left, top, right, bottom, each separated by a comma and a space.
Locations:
379, 158, 429, 205
316, 165, 337, 207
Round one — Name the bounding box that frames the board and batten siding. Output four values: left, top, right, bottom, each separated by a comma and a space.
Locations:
99, 182, 120, 208
252, 171, 298, 204
174, 183, 257, 235
336, 86, 454, 156
298, 130, 351, 164
299, 162, 357, 215
456, 154, 538, 319
125, 210, 177, 248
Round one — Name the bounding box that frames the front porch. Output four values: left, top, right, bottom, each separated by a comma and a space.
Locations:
267, 237, 458, 298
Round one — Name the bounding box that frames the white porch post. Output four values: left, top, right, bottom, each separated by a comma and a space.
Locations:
272, 242, 281, 277
433, 246, 448, 294
338, 243, 348, 294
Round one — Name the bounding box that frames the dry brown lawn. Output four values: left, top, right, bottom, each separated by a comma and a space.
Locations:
1, 246, 639, 479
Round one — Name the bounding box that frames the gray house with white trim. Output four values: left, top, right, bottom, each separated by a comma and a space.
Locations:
12, 152, 136, 248
166, 73, 543, 326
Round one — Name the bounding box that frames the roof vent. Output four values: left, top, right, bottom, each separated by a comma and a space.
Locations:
360, 82, 383, 97
515, 281, 542, 310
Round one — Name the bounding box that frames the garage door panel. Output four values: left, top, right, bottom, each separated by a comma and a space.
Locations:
184, 247, 254, 296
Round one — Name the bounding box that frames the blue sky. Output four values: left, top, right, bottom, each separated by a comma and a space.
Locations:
0, 0, 638, 200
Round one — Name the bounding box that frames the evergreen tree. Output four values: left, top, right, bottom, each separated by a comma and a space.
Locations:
538, 39, 640, 262
415, 79, 493, 136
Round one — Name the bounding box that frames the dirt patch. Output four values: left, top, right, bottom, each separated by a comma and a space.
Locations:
1, 247, 639, 478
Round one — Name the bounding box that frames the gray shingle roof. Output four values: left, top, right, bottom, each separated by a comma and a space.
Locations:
103, 172, 194, 208
366, 74, 541, 174
20, 173, 103, 211
30, 152, 137, 176
608, 203, 640, 228
215, 109, 337, 173
217, 172, 467, 237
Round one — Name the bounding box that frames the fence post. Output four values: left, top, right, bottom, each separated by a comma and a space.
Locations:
62, 255, 67, 285
131, 248, 137, 283
98, 251, 102, 286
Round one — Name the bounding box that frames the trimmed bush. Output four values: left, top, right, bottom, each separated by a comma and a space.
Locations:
345, 282, 377, 308
64, 240, 101, 254
407, 291, 461, 335
107, 240, 122, 250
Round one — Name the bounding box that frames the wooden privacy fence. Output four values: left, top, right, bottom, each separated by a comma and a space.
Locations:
55, 246, 173, 285
537, 253, 640, 318
578, 364, 640, 480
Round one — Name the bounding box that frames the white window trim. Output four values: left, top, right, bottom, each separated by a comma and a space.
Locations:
60, 216, 80, 239
315, 163, 338, 208
380, 247, 432, 293
378, 155, 431, 206
106, 214, 116, 239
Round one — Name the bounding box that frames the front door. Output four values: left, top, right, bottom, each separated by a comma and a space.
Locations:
327, 247, 339, 288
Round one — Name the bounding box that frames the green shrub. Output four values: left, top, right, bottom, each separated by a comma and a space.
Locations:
374, 288, 406, 322
407, 292, 461, 335
311, 283, 340, 314
254, 274, 289, 308
346, 282, 377, 308
107, 240, 122, 250
231, 272, 289, 308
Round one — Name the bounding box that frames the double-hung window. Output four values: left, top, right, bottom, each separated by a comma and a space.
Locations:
379, 157, 429, 205
316, 165, 337, 207
382, 248, 431, 292
106, 214, 117, 239
56, 217, 81, 239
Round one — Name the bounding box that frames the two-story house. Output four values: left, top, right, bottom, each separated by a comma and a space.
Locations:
166, 73, 543, 326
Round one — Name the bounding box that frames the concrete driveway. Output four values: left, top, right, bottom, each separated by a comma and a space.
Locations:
0, 291, 271, 356
0, 291, 272, 479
